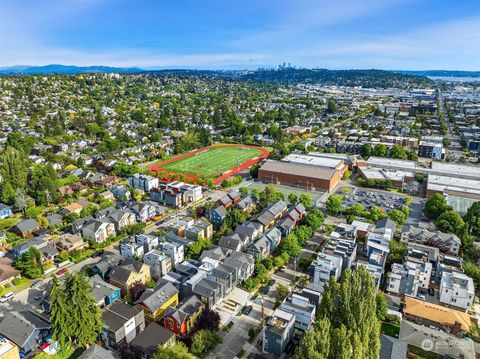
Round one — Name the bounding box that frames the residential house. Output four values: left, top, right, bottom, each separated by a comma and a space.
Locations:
402, 296, 472, 337
439, 271, 475, 311
135, 234, 159, 253
208, 205, 227, 227
96, 208, 136, 232
101, 301, 145, 350
247, 237, 270, 261
82, 219, 115, 244
129, 174, 159, 192
218, 233, 244, 252
380, 335, 407, 359
236, 195, 256, 213
387, 261, 432, 297
313, 253, 343, 290
280, 293, 316, 331
109, 259, 151, 296
52, 233, 85, 252
401, 225, 461, 255
323, 238, 357, 271
160, 241, 184, 268
0, 337, 20, 359
163, 295, 204, 336
0, 204, 13, 220
263, 227, 282, 253
192, 278, 221, 310
135, 282, 179, 322
88, 275, 122, 307
11, 219, 39, 238
128, 202, 157, 223
61, 202, 84, 215
91, 253, 123, 281
263, 308, 295, 357
130, 323, 175, 359
223, 251, 255, 282
399, 320, 475, 359
120, 240, 145, 260
11, 237, 58, 261
0, 311, 50, 355
110, 185, 131, 201
0, 258, 21, 287
78, 344, 119, 359
144, 250, 172, 280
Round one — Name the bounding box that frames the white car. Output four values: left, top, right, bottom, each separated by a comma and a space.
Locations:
0, 292, 14, 303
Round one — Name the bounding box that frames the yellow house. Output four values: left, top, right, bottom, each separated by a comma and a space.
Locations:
135, 281, 179, 322
108, 259, 151, 296
0, 338, 20, 359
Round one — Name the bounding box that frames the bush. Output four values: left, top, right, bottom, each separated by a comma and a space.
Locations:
248, 328, 256, 339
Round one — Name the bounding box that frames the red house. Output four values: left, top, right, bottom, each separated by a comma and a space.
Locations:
163, 295, 204, 335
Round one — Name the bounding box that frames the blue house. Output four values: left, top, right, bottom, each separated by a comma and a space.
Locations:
11, 237, 46, 259
0, 310, 51, 356
0, 204, 13, 219
208, 205, 227, 227
264, 227, 282, 253
89, 275, 122, 307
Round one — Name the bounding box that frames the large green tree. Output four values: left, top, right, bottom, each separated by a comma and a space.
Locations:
49, 273, 102, 348
0, 147, 28, 204
326, 194, 343, 215
296, 267, 380, 359
424, 193, 450, 219
153, 342, 194, 359
464, 202, 480, 235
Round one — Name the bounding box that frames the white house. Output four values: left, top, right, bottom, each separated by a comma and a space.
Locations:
161, 241, 184, 268
82, 220, 115, 243
439, 271, 475, 311
387, 261, 432, 297
144, 249, 172, 279
313, 253, 343, 290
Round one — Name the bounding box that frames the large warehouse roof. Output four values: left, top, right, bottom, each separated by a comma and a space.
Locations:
366, 156, 417, 170
431, 162, 480, 179
260, 160, 336, 180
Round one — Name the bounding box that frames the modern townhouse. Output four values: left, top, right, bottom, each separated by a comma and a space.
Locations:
387, 260, 432, 297
82, 219, 116, 243
439, 271, 475, 311
280, 293, 316, 331
401, 225, 461, 255
263, 308, 295, 357
143, 249, 172, 280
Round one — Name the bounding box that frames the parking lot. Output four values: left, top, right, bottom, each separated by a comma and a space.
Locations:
339, 188, 407, 214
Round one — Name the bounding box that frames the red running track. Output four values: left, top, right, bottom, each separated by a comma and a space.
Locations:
150, 144, 269, 185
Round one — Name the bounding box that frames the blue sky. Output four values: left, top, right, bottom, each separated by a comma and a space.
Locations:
1, 0, 479, 70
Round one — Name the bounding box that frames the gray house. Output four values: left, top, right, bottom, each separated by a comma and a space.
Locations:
101, 301, 145, 350
0, 311, 51, 355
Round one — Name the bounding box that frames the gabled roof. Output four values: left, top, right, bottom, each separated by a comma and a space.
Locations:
130, 323, 175, 356
13, 218, 39, 233
380, 334, 407, 359
0, 311, 50, 348
78, 344, 119, 359
402, 296, 472, 332
135, 282, 178, 314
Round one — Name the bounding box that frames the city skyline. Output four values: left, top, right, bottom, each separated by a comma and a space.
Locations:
1, 0, 479, 70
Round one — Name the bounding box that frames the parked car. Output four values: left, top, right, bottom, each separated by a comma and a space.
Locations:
91, 250, 104, 258
56, 268, 68, 277
428, 287, 435, 296
261, 286, 270, 295
0, 292, 14, 303
242, 305, 253, 315
34, 295, 43, 301
268, 279, 276, 286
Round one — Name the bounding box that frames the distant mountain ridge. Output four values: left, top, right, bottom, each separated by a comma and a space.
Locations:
0, 64, 443, 88
0, 64, 143, 74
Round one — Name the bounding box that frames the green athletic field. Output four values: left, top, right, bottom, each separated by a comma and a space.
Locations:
159, 146, 264, 178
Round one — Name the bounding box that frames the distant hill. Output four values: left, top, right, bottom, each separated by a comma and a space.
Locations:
0, 64, 143, 75
240, 68, 435, 88
0, 64, 436, 88
398, 70, 480, 78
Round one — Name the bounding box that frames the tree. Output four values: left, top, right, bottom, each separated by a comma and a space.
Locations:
296, 267, 380, 358
388, 209, 406, 225
326, 99, 337, 114
424, 193, 450, 219
436, 210, 466, 238
388, 145, 407, 159
299, 193, 313, 208
15, 247, 44, 278
276, 284, 289, 300
376, 292, 388, 321
1, 182, 15, 204
326, 194, 343, 215
1, 147, 28, 198
130, 280, 147, 302
239, 187, 249, 198
49, 276, 72, 346
464, 202, 480, 235
14, 189, 28, 215
288, 193, 298, 205
191, 330, 222, 358
360, 143, 373, 159
249, 164, 261, 178
373, 144, 388, 157
194, 309, 221, 332
304, 209, 325, 230
63, 273, 102, 348
153, 342, 194, 359
279, 233, 302, 257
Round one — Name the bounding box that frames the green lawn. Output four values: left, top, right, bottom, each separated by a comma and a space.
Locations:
160, 146, 263, 178
381, 322, 400, 338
